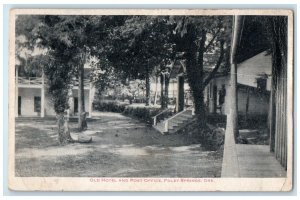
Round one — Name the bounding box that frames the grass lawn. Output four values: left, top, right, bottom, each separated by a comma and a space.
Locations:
15, 112, 223, 177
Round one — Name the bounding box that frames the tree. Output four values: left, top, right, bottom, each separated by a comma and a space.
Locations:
101, 16, 176, 107
35, 15, 89, 131
37, 15, 114, 131
15, 15, 98, 143
16, 15, 74, 143
170, 16, 231, 127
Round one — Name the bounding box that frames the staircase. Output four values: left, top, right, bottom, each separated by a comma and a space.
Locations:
152, 109, 194, 134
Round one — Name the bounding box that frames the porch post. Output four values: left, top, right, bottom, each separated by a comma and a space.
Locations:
15, 67, 19, 117
221, 15, 243, 177
67, 88, 73, 118
41, 70, 45, 118
176, 75, 184, 112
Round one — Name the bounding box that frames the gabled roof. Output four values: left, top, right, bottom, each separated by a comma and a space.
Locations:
170, 60, 185, 79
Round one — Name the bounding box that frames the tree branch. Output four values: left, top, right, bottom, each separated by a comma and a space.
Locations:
202, 40, 225, 89
204, 28, 221, 52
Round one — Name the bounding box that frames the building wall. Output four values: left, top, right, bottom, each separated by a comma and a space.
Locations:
18, 88, 41, 116
205, 76, 230, 114
150, 78, 190, 99
237, 88, 270, 115
204, 52, 272, 116
44, 92, 56, 116
17, 87, 91, 117
71, 88, 90, 115
206, 76, 270, 116
237, 51, 272, 91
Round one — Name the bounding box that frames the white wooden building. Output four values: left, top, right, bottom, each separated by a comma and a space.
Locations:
15, 68, 96, 118
205, 51, 272, 116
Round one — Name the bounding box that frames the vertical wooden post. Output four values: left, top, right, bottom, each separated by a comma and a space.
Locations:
67, 88, 74, 118
245, 87, 250, 123
164, 75, 170, 108
209, 84, 217, 113
176, 75, 184, 112
164, 120, 169, 133
153, 76, 158, 106
41, 70, 45, 118
145, 69, 151, 106
153, 116, 157, 126
230, 62, 239, 141
172, 80, 175, 100
269, 77, 276, 152
228, 15, 243, 142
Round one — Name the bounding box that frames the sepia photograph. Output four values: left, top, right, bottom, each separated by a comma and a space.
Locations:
8, 9, 293, 191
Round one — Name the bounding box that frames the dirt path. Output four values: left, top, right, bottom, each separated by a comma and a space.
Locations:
15, 112, 223, 177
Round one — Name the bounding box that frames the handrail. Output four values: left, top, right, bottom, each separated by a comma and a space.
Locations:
152, 108, 169, 119
186, 104, 195, 115
152, 108, 170, 126
163, 109, 192, 132
163, 109, 188, 123
18, 77, 43, 85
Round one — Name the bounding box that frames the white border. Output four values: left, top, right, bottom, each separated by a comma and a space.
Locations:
7, 8, 294, 192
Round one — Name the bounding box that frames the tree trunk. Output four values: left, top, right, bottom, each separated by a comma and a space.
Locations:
164, 75, 170, 108
57, 113, 73, 144
145, 67, 151, 106
185, 27, 206, 128
78, 62, 87, 131
160, 73, 166, 109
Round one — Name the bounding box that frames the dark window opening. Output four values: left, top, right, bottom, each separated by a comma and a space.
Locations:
257, 78, 267, 92
18, 96, 21, 115
218, 85, 226, 106
74, 97, 78, 113
34, 96, 41, 112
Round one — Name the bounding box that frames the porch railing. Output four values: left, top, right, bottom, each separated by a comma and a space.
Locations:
18, 77, 43, 85
163, 109, 189, 132
72, 79, 90, 87
17, 77, 92, 88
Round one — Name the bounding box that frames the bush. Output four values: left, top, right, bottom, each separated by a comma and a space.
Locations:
177, 121, 225, 151
93, 100, 127, 113
122, 106, 172, 125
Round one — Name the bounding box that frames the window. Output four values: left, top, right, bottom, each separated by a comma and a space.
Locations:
34, 96, 41, 112
257, 78, 267, 92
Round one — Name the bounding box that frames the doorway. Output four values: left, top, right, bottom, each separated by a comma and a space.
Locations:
18, 96, 21, 116
74, 97, 78, 113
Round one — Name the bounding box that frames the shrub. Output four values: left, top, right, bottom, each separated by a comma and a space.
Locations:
93, 100, 127, 113
122, 106, 172, 125
177, 121, 225, 151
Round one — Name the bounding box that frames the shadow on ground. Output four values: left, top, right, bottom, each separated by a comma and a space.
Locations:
15, 112, 223, 177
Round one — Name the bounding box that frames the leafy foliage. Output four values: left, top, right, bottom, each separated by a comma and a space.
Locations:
93, 100, 127, 113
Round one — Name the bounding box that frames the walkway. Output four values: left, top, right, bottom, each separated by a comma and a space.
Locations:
234, 144, 286, 177
221, 125, 286, 177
